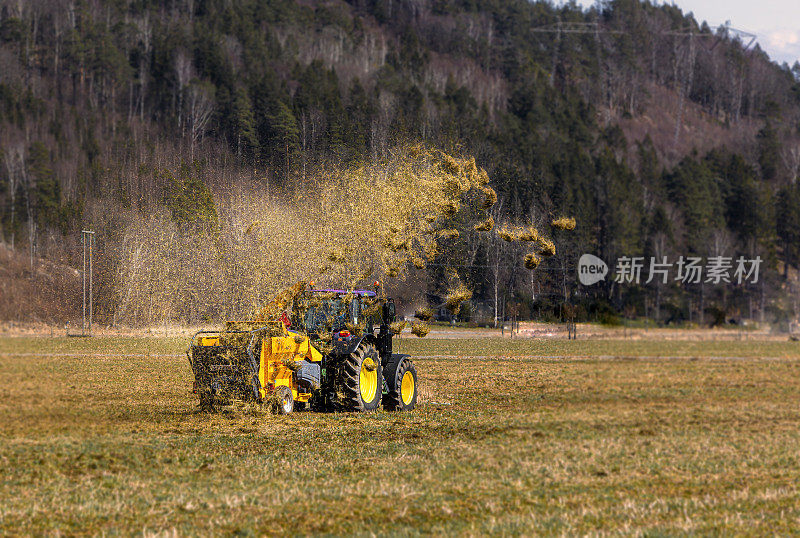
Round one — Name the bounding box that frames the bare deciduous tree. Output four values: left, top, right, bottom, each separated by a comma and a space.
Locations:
3, 143, 26, 251
174, 50, 193, 134
673, 31, 697, 147
187, 81, 214, 160
781, 139, 800, 184
133, 13, 152, 121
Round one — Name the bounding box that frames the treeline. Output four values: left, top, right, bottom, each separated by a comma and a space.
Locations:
1, 0, 799, 325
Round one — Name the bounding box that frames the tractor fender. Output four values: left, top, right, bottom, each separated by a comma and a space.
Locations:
382, 353, 417, 410
332, 333, 377, 357
383, 353, 411, 373
382, 353, 412, 393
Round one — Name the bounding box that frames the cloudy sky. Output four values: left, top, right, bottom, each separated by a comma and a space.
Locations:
564, 1, 800, 67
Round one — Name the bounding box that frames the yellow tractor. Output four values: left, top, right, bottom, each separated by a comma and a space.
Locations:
187, 288, 418, 413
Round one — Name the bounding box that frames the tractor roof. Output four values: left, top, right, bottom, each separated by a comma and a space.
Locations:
309, 289, 377, 297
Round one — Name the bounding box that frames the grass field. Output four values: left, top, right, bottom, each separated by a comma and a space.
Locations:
2, 335, 800, 534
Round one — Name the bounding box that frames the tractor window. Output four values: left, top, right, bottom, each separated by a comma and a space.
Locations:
369, 303, 382, 326
304, 298, 344, 334
351, 298, 359, 325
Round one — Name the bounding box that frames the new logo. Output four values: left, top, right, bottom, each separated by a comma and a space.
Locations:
578, 254, 608, 285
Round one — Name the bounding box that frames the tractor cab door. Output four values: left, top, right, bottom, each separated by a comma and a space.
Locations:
349, 297, 360, 326
377, 299, 395, 359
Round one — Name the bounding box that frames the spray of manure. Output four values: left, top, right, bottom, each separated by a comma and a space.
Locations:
113, 145, 572, 337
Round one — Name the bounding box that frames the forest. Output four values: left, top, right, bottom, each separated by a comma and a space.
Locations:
1, 0, 800, 326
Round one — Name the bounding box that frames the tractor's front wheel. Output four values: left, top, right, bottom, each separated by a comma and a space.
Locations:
341, 342, 382, 411
274, 386, 294, 415
383, 356, 418, 411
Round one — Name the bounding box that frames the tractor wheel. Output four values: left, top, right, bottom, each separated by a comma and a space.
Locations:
383, 357, 418, 411
341, 342, 382, 411
274, 386, 294, 415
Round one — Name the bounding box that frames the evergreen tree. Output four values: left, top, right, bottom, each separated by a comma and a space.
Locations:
27, 142, 63, 231
267, 100, 300, 179
233, 86, 259, 158
664, 157, 724, 254
757, 121, 782, 181
776, 184, 800, 272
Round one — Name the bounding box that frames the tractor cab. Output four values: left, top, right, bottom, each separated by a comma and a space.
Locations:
294, 289, 395, 359
298, 290, 371, 335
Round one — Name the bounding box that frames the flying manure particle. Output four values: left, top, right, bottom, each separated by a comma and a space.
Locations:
361, 297, 383, 318
414, 306, 434, 321
498, 225, 517, 242
517, 226, 539, 242
440, 153, 462, 176
411, 322, 430, 338
244, 221, 264, 235
387, 236, 409, 252
537, 238, 556, 257
439, 200, 460, 217
389, 320, 407, 335
444, 282, 472, 316
551, 217, 576, 230
524, 253, 541, 270
473, 216, 494, 232
328, 249, 346, 263
422, 241, 438, 261
438, 229, 460, 239
345, 322, 363, 336
480, 186, 497, 209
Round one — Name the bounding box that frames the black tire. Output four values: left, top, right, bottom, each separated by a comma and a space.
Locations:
340, 342, 382, 411
274, 386, 294, 415
383, 356, 418, 411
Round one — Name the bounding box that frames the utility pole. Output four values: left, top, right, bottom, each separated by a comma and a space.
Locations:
82, 230, 95, 336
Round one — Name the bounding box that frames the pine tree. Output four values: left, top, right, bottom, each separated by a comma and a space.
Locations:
776, 184, 800, 273
27, 141, 63, 230
664, 157, 724, 254
757, 121, 782, 181
268, 100, 299, 179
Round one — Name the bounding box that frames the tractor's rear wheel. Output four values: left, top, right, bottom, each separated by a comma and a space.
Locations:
341, 342, 382, 411
383, 356, 418, 411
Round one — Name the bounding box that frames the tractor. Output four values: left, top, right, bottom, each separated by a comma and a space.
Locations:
187, 288, 418, 414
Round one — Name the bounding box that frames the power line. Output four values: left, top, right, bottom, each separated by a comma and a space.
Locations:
531, 20, 758, 50
425, 263, 564, 273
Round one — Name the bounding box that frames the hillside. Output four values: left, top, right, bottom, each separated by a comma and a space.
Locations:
1, 0, 800, 325
0, 243, 81, 323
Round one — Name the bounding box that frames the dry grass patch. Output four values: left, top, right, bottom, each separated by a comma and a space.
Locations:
1, 337, 800, 534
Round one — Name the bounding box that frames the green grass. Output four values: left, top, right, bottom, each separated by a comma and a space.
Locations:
1, 336, 800, 534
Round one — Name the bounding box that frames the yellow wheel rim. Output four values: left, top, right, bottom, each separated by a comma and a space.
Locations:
401, 370, 415, 405
360, 357, 378, 402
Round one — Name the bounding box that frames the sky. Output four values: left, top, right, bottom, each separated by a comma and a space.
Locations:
564, 1, 800, 67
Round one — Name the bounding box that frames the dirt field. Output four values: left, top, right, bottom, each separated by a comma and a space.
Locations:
2, 334, 800, 534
